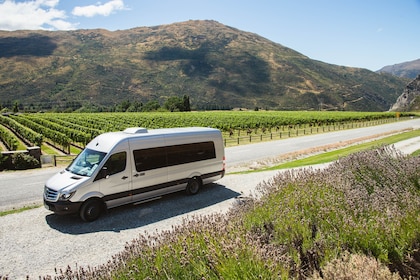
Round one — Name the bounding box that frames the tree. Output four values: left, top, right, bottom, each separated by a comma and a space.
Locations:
164, 96, 182, 112
142, 100, 161, 112
13, 101, 19, 113
164, 95, 191, 112
127, 101, 143, 112
183, 95, 191, 111
116, 100, 131, 112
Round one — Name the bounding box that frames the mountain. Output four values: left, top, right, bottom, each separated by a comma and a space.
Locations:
390, 75, 420, 112
378, 58, 420, 79
0, 20, 408, 111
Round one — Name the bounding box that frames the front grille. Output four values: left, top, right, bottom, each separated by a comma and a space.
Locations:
44, 187, 59, 202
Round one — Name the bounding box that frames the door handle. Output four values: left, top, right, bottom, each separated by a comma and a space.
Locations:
134, 172, 145, 177
121, 176, 128, 180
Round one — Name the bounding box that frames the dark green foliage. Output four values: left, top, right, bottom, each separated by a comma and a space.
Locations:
141, 100, 161, 112
0, 125, 19, 150
11, 153, 39, 170
163, 95, 191, 112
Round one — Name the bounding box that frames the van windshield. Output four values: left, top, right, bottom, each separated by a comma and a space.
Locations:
67, 148, 106, 177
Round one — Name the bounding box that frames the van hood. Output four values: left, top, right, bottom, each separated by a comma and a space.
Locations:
45, 169, 91, 192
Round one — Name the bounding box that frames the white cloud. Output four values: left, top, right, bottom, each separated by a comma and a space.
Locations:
0, 0, 78, 30
72, 0, 126, 18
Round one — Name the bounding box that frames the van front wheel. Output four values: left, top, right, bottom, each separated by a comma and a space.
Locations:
186, 177, 202, 195
80, 199, 103, 222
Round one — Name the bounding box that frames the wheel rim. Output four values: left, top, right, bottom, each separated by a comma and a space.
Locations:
187, 178, 200, 194
87, 205, 99, 219
190, 181, 199, 193
82, 200, 102, 221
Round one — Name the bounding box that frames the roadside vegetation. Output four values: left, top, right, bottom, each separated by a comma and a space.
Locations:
0, 204, 40, 217
256, 129, 420, 171
46, 146, 420, 279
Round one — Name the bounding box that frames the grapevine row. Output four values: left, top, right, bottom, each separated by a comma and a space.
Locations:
10, 115, 70, 150
48, 111, 401, 132
35, 116, 104, 138
2, 111, 411, 152
0, 115, 42, 146
0, 125, 19, 151
24, 115, 98, 145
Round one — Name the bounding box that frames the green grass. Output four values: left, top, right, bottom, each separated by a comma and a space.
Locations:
0, 204, 41, 217
41, 143, 59, 155
256, 129, 420, 171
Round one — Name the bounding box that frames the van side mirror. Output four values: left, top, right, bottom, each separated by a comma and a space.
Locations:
94, 167, 109, 181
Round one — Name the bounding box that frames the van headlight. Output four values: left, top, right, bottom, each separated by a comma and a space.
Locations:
59, 191, 76, 201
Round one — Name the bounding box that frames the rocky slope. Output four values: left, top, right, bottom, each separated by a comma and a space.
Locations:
390, 75, 420, 111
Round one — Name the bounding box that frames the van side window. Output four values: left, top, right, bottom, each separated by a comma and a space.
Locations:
133, 141, 216, 172
104, 152, 127, 175
167, 141, 215, 166
133, 147, 166, 172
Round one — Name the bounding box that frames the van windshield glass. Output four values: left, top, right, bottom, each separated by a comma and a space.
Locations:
67, 148, 106, 177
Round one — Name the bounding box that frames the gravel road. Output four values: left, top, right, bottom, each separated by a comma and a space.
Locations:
1, 169, 281, 279
1, 125, 420, 279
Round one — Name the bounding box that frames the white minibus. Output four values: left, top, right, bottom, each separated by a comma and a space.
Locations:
44, 127, 225, 222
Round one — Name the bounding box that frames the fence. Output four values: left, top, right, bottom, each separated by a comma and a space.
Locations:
41, 154, 76, 167
223, 118, 402, 146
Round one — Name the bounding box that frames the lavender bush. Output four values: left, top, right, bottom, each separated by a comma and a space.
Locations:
247, 146, 420, 278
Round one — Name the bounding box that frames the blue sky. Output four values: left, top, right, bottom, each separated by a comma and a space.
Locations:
0, 0, 419, 71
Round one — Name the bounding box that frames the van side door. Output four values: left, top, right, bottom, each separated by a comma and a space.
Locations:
95, 151, 132, 208
130, 137, 169, 201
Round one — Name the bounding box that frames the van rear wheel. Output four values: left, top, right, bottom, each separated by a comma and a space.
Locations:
80, 199, 103, 222
186, 177, 202, 195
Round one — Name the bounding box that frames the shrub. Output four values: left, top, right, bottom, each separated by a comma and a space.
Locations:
246, 146, 420, 278
310, 251, 401, 280
11, 153, 40, 170
0, 153, 8, 170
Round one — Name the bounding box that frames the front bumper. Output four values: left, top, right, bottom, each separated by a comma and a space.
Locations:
44, 200, 82, 215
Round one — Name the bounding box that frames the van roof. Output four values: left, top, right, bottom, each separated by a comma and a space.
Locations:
86, 127, 220, 153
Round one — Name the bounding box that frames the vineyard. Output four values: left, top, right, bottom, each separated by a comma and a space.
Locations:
0, 111, 415, 156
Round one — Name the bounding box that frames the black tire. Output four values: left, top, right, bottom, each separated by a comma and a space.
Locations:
186, 177, 202, 195
80, 199, 103, 222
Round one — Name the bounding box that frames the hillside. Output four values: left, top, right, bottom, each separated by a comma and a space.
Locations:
378, 58, 420, 79
0, 20, 408, 111
390, 75, 420, 111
